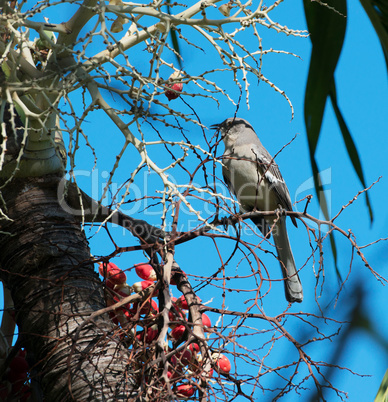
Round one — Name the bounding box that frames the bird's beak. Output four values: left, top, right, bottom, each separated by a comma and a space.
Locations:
210, 123, 221, 130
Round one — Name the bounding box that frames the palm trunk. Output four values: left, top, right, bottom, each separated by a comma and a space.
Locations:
0, 175, 136, 400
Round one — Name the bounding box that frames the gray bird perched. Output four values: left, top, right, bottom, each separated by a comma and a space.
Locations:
211, 117, 303, 303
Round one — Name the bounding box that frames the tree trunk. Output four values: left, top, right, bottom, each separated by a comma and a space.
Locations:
0, 175, 136, 400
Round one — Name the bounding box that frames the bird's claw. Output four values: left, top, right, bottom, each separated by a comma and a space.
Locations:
219, 216, 231, 231
275, 206, 287, 217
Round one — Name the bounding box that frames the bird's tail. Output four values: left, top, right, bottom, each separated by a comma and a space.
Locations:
271, 217, 303, 303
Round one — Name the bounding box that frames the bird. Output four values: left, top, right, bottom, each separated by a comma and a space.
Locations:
211, 117, 303, 303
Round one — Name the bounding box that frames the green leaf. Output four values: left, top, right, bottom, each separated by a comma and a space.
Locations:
375, 369, 388, 402
303, 0, 347, 155
359, 0, 388, 74
303, 0, 347, 276
166, 0, 182, 68
329, 84, 374, 222
169, 29, 182, 69
310, 155, 341, 282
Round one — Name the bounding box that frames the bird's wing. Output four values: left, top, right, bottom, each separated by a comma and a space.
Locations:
252, 145, 297, 227
222, 153, 271, 237
222, 164, 235, 197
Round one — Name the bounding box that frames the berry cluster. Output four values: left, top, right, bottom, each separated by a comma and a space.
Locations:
0, 349, 31, 401
99, 261, 231, 399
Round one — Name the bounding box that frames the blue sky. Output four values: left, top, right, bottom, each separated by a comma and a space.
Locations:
2, 1, 388, 400
88, 1, 388, 398
236, 2, 388, 400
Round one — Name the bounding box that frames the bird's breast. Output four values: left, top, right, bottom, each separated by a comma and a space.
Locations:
223, 150, 279, 212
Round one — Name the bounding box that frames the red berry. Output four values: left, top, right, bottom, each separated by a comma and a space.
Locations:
115, 283, 131, 297
175, 295, 188, 309
132, 280, 158, 295
105, 279, 116, 290
9, 355, 28, 373
215, 354, 231, 374
170, 354, 177, 367
111, 284, 132, 310
202, 313, 211, 330
168, 310, 175, 322
177, 348, 192, 366
7, 370, 27, 384
131, 299, 158, 315
9, 372, 27, 393
165, 71, 183, 101
146, 325, 159, 342
167, 370, 175, 379
168, 305, 186, 325
175, 295, 201, 310
170, 325, 185, 340
167, 362, 181, 380
99, 262, 126, 285
19, 384, 31, 402
188, 343, 200, 353
0, 383, 10, 400
165, 82, 183, 100
134, 263, 157, 281
18, 350, 26, 359
176, 383, 195, 397
136, 325, 158, 343
122, 309, 134, 320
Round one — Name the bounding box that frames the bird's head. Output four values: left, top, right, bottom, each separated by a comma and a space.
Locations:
211, 117, 255, 148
